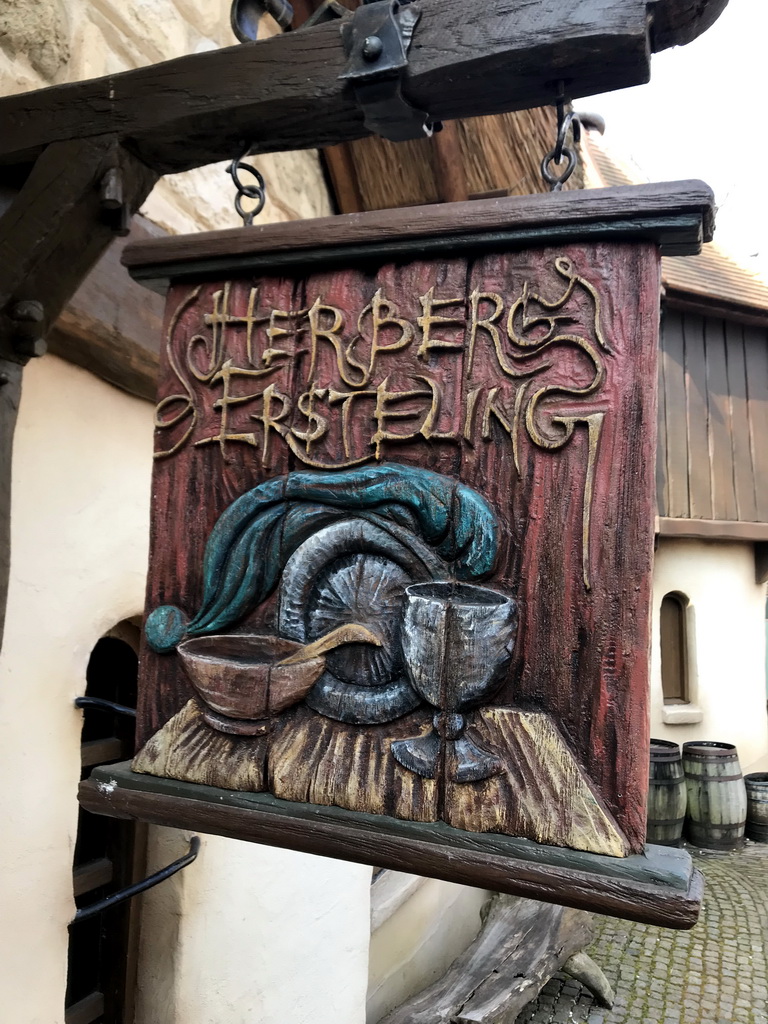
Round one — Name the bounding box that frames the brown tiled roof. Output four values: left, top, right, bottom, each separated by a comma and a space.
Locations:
581, 133, 768, 315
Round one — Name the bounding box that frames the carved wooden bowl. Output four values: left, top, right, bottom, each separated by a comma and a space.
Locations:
177, 634, 325, 735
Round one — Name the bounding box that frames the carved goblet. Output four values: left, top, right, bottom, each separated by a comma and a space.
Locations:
391, 582, 517, 783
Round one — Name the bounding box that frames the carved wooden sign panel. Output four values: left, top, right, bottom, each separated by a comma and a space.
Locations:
122, 186, 714, 917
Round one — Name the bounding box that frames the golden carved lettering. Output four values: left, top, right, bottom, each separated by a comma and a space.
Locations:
328, 386, 379, 459
466, 290, 537, 380
291, 384, 329, 456
463, 386, 483, 444
417, 287, 465, 360
194, 360, 279, 456
190, 283, 269, 381
306, 298, 367, 387
258, 383, 292, 468
154, 287, 201, 460
262, 307, 303, 368
358, 289, 413, 382
161, 259, 612, 590
415, 375, 459, 442
371, 376, 432, 459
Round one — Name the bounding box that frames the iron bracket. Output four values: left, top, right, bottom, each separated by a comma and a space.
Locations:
339, 0, 434, 143
73, 836, 200, 923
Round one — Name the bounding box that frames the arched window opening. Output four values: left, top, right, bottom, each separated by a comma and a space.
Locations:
66, 620, 145, 1024
660, 592, 690, 704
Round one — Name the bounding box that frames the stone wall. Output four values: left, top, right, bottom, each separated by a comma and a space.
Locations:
0, 0, 333, 233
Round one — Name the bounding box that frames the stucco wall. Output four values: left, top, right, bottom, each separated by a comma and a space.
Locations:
650, 537, 768, 771
136, 830, 371, 1024
0, 355, 153, 1023
0, 0, 333, 233
0, 356, 372, 1024
367, 878, 487, 1023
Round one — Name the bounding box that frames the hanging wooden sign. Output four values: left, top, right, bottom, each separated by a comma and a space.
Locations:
81, 181, 715, 928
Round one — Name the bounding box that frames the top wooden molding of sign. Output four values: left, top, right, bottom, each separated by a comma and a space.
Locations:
122, 180, 716, 290
0, 0, 728, 176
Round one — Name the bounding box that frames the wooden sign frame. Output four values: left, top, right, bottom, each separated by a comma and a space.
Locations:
81, 181, 715, 929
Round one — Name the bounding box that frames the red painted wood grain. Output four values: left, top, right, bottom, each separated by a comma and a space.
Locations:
138, 240, 659, 853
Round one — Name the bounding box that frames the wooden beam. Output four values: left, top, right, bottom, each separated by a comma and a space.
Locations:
649, 0, 729, 50
380, 895, 595, 1023
429, 121, 469, 204
49, 215, 164, 402
322, 144, 364, 214
657, 517, 768, 543
80, 762, 704, 930
0, 140, 157, 334
0, 142, 156, 657
0, 0, 727, 176
122, 180, 715, 291
664, 290, 768, 330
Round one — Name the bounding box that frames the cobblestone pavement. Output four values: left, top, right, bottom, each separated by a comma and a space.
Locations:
515, 842, 768, 1024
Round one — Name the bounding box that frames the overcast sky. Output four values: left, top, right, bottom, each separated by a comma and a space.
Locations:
583, 0, 765, 279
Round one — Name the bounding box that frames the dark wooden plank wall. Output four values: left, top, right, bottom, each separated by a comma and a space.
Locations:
658, 308, 768, 524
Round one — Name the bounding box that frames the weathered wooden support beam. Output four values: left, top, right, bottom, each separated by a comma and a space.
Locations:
0, 140, 157, 650
48, 215, 164, 402
0, 140, 157, 335
0, 0, 728, 176
648, 0, 729, 49
379, 894, 596, 1024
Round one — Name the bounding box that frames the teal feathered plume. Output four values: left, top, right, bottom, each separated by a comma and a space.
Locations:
146, 463, 498, 653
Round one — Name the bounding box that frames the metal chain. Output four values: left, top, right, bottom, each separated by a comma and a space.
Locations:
227, 144, 266, 226
541, 84, 582, 192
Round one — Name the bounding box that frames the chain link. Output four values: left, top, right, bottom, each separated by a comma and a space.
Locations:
227, 144, 266, 226
541, 84, 582, 192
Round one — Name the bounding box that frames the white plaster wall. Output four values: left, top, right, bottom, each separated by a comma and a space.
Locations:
135, 830, 371, 1024
0, 356, 371, 1024
650, 538, 768, 772
367, 879, 488, 1023
0, 354, 153, 1024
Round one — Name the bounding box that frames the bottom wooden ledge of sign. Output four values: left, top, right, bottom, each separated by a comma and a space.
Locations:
133, 701, 628, 857
135, 704, 626, 856
79, 762, 704, 930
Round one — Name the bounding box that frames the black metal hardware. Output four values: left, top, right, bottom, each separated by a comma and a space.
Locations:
339, 0, 435, 143
301, 0, 348, 30
75, 696, 137, 718
541, 83, 581, 192
230, 0, 293, 42
99, 167, 131, 237
73, 837, 200, 923
8, 300, 46, 360
227, 145, 267, 226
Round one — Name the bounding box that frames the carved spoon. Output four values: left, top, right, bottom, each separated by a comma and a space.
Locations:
276, 624, 382, 666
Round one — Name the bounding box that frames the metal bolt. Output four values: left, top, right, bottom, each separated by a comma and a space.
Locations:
362, 35, 383, 61
9, 300, 47, 359
10, 300, 44, 325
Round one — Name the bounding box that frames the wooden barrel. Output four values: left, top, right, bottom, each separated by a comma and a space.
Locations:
683, 742, 747, 849
745, 773, 768, 843
646, 739, 687, 846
